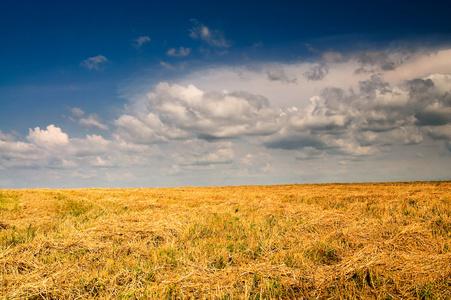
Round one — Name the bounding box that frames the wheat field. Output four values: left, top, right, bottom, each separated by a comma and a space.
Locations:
1, 182, 450, 299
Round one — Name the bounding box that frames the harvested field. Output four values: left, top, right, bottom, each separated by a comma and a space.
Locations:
1, 182, 451, 299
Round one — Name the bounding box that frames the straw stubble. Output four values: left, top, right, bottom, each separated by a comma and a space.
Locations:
1, 182, 450, 299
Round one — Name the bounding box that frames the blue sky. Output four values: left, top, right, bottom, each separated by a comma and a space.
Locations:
1, 0, 451, 188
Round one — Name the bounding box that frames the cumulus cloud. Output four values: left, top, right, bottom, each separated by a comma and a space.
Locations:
167, 47, 191, 57
0, 130, 18, 143
78, 115, 108, 130
384, 49, 451, 83
144, 82, 284, 139
171, 140, 234, 166
446, 142, 451, 152
189, 20, 231, 48
115, 114, 161, 143
241, 152, 272, 174
114, 112, 188, 143
354, 51, 406, 74
267, 68, 297, 83
70, 108, 108, 130
0, 130, 7, 141
304, 63, 329, 81
261, 70, 451, 156
0, 124, 162, 173
27, 125, 69, 148
4, 46, 451, 187
0, 138, 42, 166
115, 56, 451, 164
67, 134, 110, 157
133, 36, 151, 49
415, 103, 451, 126
80, 55, 108, 71
426, 125, 451, 140
287, 96, 350, 134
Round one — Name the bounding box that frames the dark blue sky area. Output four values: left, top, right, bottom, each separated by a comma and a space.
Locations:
0, 1, 447, 91
2, 0, 450, 69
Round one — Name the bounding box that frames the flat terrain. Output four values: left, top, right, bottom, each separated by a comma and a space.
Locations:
1, 182, 450, 299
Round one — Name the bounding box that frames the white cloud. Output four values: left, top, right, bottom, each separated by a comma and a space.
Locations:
80, 55, 108, 71
1, 125, 164, 177
144, 82, 284, 139
78, 115, 108, 130
27, 125, 69, 148
67, 134, 110, 157
287, 96, 349, 133
167, 47, 191, 57
114, 114, 166, 143
114, 111, 189, 144
71, 107, 85, 118
170, 139, 234, 167
384, 49, 451, 84
117, 48, 451, 166
0, 139, 42, 164
267, 68, 297, 83
0, 130, 7, 141
260, 68, 451, 156
241, 152, 272, 174
133, 36, 151, 49
70, 107, 108, 130
189, 20, 231, 48
176, 60, 367, 110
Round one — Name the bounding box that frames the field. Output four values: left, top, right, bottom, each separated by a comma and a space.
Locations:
1, 182, 451, 299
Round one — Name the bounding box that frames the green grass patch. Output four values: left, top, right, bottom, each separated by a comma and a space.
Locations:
54, 198, 96, 218
1, 224, 36, 249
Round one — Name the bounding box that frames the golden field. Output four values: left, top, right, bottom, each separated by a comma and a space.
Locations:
1, 182, 450, 299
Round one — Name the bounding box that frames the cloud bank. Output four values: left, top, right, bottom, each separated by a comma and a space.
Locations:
1, 47, 451, 187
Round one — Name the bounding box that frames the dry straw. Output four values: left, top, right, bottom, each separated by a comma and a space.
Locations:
1, 182, 450, 299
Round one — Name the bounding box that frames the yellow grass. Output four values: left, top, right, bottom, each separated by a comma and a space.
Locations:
1, 182, 450, 299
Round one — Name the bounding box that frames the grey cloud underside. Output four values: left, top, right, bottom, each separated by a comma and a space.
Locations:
446, 142, 451, 152
113, 72, 451, 158
4, 71, 449, 175
267, 68, 297, 83
426, 125, 451, 140
303, 63, 329, 81
2, 59, 451, 182
171, 140, 234, 167
354, 51, 403, 74
264, 134, 328, 150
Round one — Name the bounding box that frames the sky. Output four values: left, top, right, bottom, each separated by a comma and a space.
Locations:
1, 0, 451, 188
